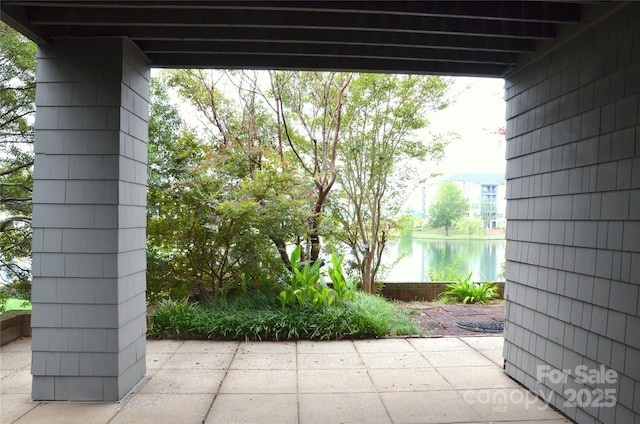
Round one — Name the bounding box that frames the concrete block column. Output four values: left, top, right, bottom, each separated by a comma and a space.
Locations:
30, 38, 149, 401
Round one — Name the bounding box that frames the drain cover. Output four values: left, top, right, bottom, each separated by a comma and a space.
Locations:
455, 320, 504, 333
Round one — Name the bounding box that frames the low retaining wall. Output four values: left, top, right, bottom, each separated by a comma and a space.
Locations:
1, 310, 31, 346
381, 281, 505, 302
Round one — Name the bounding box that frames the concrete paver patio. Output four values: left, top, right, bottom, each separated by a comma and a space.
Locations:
1, 336, 571, 423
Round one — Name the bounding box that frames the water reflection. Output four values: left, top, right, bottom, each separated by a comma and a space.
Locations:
382, 237, 506, 282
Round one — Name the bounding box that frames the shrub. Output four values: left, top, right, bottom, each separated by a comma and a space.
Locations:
439, 272, 498, 304
397, 214, 415, 238
457, 217, 485, 237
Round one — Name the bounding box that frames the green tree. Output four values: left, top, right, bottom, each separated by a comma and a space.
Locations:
428, 182, 469, 236
330, 74, 451, 293
146, 77, 191, 299
269, 71, 351, 263
0, 23, 36, 297
153, 71, 454, 296
165, 70, 352, 267
146, 75, 310, 300
397, 214, 415, 238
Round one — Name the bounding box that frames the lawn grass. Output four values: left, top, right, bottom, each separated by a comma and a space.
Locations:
411, 228, 505, 240
1, 298, 32, 312
148, 291, 420, 340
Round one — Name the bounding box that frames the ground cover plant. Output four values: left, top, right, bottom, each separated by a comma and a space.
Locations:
439, 272, 498, 304
148, 291, 419, 340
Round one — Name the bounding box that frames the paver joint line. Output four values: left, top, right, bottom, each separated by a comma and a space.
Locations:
0, 336, 570, 424
201, 340, 241, 424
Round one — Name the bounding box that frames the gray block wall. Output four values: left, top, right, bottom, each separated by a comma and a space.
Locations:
503, 4, 640, 423
31, 38, 149, 401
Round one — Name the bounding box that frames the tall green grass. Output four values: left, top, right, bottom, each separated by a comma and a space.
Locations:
149, 291, 420, 340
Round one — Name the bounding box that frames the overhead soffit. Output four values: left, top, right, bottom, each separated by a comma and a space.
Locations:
0, 1, 613, 77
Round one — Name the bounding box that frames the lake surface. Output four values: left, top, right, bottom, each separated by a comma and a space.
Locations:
382, 237, 506, 282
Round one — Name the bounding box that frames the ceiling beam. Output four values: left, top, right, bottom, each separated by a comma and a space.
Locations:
26, 7, 558, 39
149, 52, 509, 76
10, 1, 583, 24
39, 25, 538, 53
136, 40, 519, 65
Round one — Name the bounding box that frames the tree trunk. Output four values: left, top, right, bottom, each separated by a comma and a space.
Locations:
309, 216, 321, 264
271, 236, 292, 271
362, 250, 374, 293
308, 189, 329, 265
445, 226, 449, 236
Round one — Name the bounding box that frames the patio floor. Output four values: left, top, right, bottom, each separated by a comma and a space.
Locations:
1, 336, 571, 423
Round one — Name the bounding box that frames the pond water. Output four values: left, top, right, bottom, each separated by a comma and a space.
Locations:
382, 237, 506, 282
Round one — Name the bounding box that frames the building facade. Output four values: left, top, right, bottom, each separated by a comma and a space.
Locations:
418, 173, 507, 229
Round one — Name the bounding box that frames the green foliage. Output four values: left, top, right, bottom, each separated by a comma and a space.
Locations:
270, 71, 352, 263
0, 297, 31, 313
149, 297, 200, 336
440, 272, 498, 304
397, 214, 415, 238
326, 251, 358, 301
279, 246, 327, 310
428, 249, 464, 282
497, 261, 506, 281
0, 23, 36, 293
146, 71, 455, 301
0, 23, 35, 147
330, 73, 454, 293
457, 217, 485, 237
278, 247, 357, 310
428, 183, 469, 236
146, 76, 311, 301
149, 291, 419, 340
432, 296, 459, 305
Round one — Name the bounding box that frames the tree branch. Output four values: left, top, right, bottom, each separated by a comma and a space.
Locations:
0, 160, 33, 177
0, 216, 32, 231
0, 182, 32, 191
0, 197, 31, 203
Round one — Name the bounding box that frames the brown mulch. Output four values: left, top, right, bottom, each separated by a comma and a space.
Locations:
398, 300, 505, 337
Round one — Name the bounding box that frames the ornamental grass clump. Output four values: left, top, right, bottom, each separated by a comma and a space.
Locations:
439, 272, 498, 304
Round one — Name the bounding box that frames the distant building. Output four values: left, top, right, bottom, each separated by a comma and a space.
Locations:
414, 173, 506, 229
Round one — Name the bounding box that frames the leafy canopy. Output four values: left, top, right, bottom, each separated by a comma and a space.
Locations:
427, 182, 469, 236
329, 73, 453, 293
0, 23, 36, 298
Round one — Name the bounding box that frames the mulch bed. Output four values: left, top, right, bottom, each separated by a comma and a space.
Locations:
398, 301, 505, 337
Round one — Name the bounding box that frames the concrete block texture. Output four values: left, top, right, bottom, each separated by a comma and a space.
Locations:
504, 4, 640, 423
31, 38, 149, 401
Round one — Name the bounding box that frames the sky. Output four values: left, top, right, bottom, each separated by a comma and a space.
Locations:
426, 76, 507, 176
